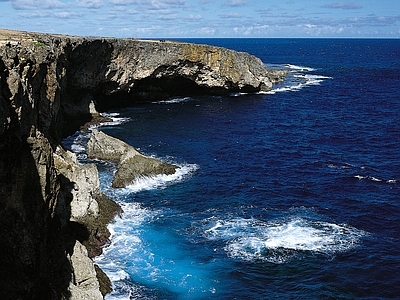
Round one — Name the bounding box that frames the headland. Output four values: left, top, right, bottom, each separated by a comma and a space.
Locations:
0, 29, 286, 299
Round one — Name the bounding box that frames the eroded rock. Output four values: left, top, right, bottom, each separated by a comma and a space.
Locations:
113, 150, 178, 188
54, 146, 100, 220
68, 240, 103, 300
87, 130, 178, 188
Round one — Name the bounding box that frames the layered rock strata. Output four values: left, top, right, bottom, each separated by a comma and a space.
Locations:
0, 28, 287, 299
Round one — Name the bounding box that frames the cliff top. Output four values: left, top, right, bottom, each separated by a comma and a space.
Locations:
0, 28, 180, 47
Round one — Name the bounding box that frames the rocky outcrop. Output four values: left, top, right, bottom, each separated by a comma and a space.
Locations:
87, 130, 178, 188
0, 28, 286, 299
54, 145, 121, 257
68, 241, 103, 300
54, 146, 100, 220
65, 36, 287, 110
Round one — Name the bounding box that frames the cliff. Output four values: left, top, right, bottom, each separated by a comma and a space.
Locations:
0, 29, 286, 299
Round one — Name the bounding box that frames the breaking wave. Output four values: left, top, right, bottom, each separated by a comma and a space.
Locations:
263, 64, 332, 94
97, 112, 131, 127
152, 97, 192, 104
121, 163, 198, 193
201, 217, 367, 264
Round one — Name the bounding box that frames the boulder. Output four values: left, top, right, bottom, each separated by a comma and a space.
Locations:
87, 130, 178, 188
113, 149, 178, 188
87, 129, 137, 162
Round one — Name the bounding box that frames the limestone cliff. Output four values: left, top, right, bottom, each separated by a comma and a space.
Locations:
0, 29, 286, 299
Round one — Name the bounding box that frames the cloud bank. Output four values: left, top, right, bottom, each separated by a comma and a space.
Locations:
0, 0, 398, 37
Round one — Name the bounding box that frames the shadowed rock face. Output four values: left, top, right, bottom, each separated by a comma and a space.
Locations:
0, 29, 287, 299
64, 36, 287, 112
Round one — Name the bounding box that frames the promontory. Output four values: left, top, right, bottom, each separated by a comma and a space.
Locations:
0, 29, 286, 299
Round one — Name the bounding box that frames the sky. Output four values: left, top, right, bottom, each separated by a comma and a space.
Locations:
0, 0, 399, 38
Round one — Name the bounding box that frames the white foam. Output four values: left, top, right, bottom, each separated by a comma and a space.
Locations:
354, 175, 395, 183
62, 113, 130, 158
94, 201, 161, 300
295, 74, 332, 85
285, 64, 316, 72
62, 130, 91, 160
370, 176, 383, 182
153, 97, 192, 104
123, 163, 198, 193
96, 112, 131, 128
202, 217, 367, 264
230, 92, 248, 97
264, 63, 332, 95
97, 196, 217, 299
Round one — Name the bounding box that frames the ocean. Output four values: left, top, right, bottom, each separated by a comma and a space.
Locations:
64, 38, 400, 299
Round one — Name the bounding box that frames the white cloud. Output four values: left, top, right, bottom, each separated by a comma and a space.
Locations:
199, 26, 216, 35
18, 11, 53, 18
347, 15, 400, 26
109, 0, 136, 5
220, 12, 243, 19
224, 0, 246, 7
12, 0, 66, 10
322, 2, 363, 10
162, 0, 185, 5
18, 10, 84, 19
187, 14, 202, 20
76, 0, 103, 9
53, 11, 84, 19
129, 0, 185, 6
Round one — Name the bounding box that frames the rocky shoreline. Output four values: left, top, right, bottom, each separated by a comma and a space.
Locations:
0, 28, 287, 299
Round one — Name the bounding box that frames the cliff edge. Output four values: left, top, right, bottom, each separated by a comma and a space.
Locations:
0, 29, 286, 299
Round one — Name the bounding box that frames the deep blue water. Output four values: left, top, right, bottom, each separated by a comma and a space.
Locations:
66, 39, 400, 299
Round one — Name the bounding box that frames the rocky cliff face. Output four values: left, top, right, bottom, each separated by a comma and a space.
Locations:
0, 29, 286, 299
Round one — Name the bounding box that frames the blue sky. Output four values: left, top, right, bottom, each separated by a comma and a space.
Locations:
0, 0, 399, 38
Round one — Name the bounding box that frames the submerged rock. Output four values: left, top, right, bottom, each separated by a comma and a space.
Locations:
87, 130, 178, 188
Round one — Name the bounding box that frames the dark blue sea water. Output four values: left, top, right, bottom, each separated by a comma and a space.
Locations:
66, 39, 400, 299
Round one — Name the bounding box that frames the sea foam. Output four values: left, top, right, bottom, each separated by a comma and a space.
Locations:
263, 64, 332, 94
124, 163, 198, 193
202, 216, 367, 264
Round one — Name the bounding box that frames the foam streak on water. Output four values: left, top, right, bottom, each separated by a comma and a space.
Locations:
202, 217, 367, 264
98, 112, 132, 128
263, 64, 332, 94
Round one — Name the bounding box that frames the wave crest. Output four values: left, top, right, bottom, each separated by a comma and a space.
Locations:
264, 63, 332, 94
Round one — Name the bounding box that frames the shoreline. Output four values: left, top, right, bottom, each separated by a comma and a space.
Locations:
0, 28, 286, 298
